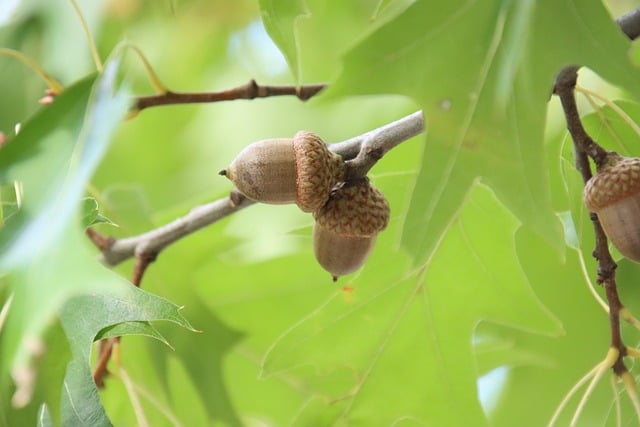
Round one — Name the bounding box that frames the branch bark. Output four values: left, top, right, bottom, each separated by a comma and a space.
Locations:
89, 111, 425, 267
133, 79, 326, 112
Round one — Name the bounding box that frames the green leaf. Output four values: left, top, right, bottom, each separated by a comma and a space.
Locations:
258, 0, 307, 82
581, 99, 640, 155
328, 0, 640, 265
0, 59, 131, 426
261, 184, 562, 425
53, 287, 194, 427
259, 0, 410, 83
141, 296, 244, 427
97, 321, 170, 345
80, 197, 115, 228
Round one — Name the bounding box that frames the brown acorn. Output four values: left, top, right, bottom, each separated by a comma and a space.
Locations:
313, 178, 390, 280
220, 131, 344, 212
583, 153, 640, 262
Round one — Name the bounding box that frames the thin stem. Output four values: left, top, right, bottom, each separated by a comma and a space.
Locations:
93, 250, 157, 384
626, 347, 640, 358
122, 43, 168, 94
620, 370, 640, 424
575, 85, 640, 142
554, 67, 609, 167
110, 370, 186, 427
577, 246, 609, 313
133, 80, 326, 112
621, 308, 640, 330
93, 337, 117, 388
610, 374, 622, 427
549, 355, 612, 427
604, 275, 626, 371
131, 253, 156, 287
0, 49, 63, 93
103, 342, 154, 427
70, 0, 103, 73
569, 349, 617, 427
554, 63, 623, 361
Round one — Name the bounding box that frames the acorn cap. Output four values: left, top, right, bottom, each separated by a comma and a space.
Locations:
313, 179, 390, 237
313, 179, 390, 280
293, 131, 345, 212
584, 154, 640, 212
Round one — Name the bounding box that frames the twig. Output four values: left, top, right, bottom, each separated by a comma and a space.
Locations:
133, 79, 327, 112
554, 64, 623, 353
553, 67, 608, 167
341, 111, 425, 180
548, 348, 619, 427
621, 370, 640, 423
131, 253, 157, 287
550, 8, 640, 418
90, 111, 425, 268
94, 191, 255, 267
93, 338, 116, 388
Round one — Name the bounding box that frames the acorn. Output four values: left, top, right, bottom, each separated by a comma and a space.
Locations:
313, 178, 390, 281
583, 153, 640, 262
220, 131, 344, 212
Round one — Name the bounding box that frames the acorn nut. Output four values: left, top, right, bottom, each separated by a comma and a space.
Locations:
220, 131, 344, 213
313, 178, 390, 281
583, 153, 640, 262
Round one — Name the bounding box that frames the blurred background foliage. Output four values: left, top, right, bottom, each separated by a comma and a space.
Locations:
3, 0, 640, 426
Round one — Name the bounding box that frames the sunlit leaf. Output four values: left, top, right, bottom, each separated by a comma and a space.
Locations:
80, 197, 115, 228
52, 287, 195, 427
0, 60, 130, 426
261, 184, 562, 425
329, 0, 640, 265
258, 0, 307, 82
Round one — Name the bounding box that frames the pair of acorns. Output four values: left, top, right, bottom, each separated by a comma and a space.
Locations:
220, 131, 390, 280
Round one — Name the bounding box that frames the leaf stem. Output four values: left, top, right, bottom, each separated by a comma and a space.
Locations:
575, 85, 640, 144
0, 48, 63, 93
121, 43, 169, 94
548, 347, 619, 427
621, 370, 640, 424
569, 351, 614, 427
116, 362, 151, 427
70, 0, 103, 72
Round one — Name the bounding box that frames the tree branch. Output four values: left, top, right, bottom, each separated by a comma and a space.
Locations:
89, 111, 425, 267
133, 79, 327, 112
551, 7, 640, 382
555, 68, 625, 377
553, 67, 609, 168
341, 111, 425, 180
